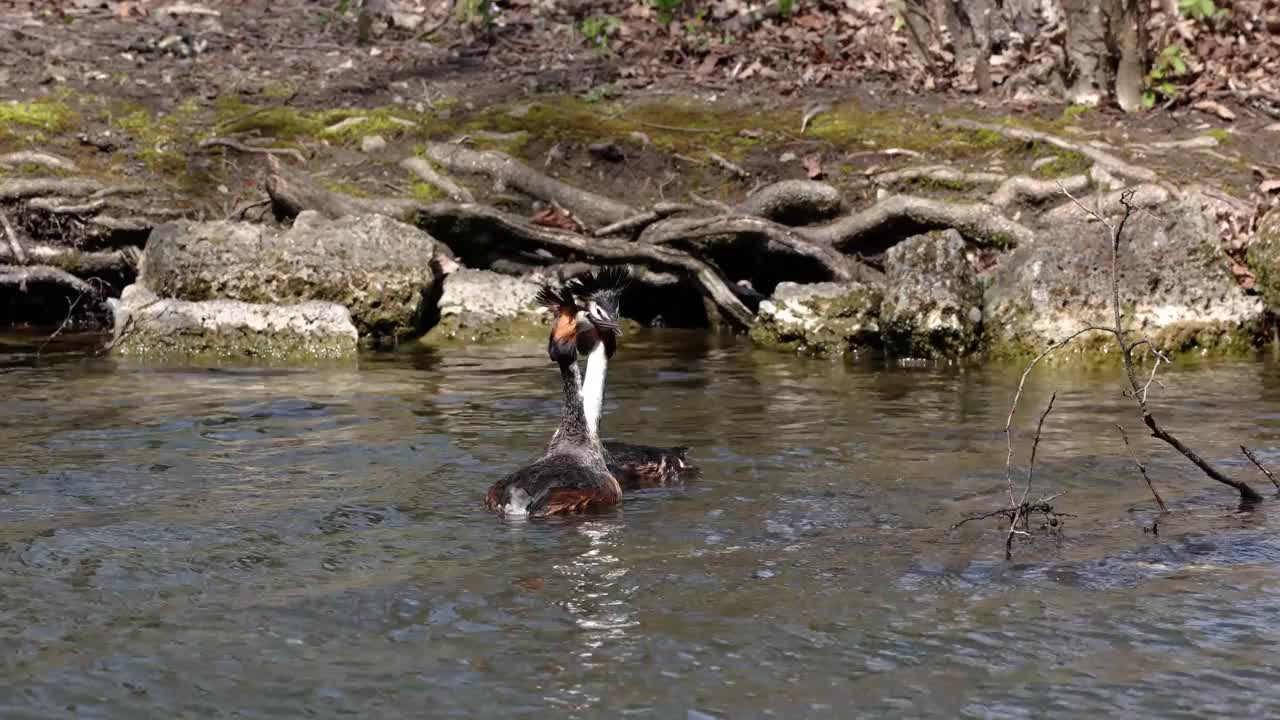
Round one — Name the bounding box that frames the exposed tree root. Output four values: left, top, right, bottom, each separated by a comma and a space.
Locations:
265, 162, 422, 222
1, 243, 140, 280
0, 264, 99, 297
638, 214, 863, 283
1045, 183, 1170, 221
594, 203, 694, 238
199, 138, 306, 164
423, 142, 635, 227
872, 165, 1006, 187
940, 118, 1158, 184
0, 151, 77, 172
415, 202, 755, 329
0, 179, 144, 201
735, 179, 844, 225
401, 156, 475, 203
991, 174, 1089, 209
803, 194, 1035, 253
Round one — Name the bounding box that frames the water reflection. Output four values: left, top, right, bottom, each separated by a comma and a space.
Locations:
3, 332, 1280, 717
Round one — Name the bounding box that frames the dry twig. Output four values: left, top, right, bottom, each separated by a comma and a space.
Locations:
1118, 424, 1169, 512
1240, 446, 1280, 492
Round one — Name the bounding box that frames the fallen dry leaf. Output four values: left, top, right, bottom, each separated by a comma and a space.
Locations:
1192, 99, 1236, 121
529, 206, 584, 232
803, 154, 825, 179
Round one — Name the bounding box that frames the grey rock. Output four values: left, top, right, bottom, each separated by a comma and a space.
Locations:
985, 204, 1263, 357
750, 281, 882, 355
882, 230, 983, 357
422, 269, 547, 343
141, 212, 435, 339
360, 134, 388, 153
109, 284, 358, 361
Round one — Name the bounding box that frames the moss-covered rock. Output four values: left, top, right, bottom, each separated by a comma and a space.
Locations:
421, 269, 547, 344
985, 205, 1263, 359
882, 230, 983, 358
1246, 207, 1280, 312
141, 211, 436, 340
109, 284, 358, 362
750, 281, 883, 356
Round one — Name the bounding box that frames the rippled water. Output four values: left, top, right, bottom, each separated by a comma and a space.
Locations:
4, 329, 1280, 718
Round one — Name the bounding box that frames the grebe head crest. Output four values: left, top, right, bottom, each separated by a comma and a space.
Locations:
568, 266, 630, 357
535, 283, 584, 365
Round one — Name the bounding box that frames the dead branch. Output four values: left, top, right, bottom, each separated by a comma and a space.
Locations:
1240, 446, 1280, 492
1003, 326, 1115, 503
416, 202, 755, 329
423, 142, 635, 227
991, 174, 1090, 209
0, 151, 77, 172
735, 180, 844, 225
803, 194, 1035, 254
940, 118, 1158, 184
1062, 187, 1263, 504
707, 152, 749, 180
1118, 424, 1169, 512
400, 156, 476, 203
594, 203, 694, 237
199, 138, 306, 164
1006, 393, 1058, 558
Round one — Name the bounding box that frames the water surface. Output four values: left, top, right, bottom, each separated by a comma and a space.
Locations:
3, 330, 1280, 718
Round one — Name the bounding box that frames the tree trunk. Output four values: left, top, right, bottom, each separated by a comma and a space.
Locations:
900, 0, 1148, 110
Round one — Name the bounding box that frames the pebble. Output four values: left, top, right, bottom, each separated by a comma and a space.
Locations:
360, 134, 387, 153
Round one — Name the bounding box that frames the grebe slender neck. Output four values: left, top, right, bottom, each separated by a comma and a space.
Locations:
548, 358, 599, 453
581, 340, 608, 438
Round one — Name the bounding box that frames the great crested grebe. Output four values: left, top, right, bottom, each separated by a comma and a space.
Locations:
568, 268, 699, 490
484, 285, 621, 517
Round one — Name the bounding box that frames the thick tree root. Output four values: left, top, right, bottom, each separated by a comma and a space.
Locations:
415, 202, 755, 329
734, 179, 845, 225
401, 156, 476, 203
991, 174, 1090, 209
803, 194, 1035, 253
423, 142, 636, 227
873, 165, 1006, 187
0, 151, 77, 172
266, 160, 422, 222
0, 243, 139, 280
638, 214, 864, 283
940, 118, 1158, 184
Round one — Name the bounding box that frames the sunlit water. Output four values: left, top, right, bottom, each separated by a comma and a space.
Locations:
4, 329, 1280, 718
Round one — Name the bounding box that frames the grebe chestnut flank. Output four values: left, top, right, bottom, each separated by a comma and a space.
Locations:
483, 285, 622, 517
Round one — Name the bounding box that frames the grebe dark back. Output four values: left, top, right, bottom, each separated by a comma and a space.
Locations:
484, 285, 621, 517
568, 268, 700, 490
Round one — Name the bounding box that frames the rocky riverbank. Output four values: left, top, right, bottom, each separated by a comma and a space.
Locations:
2, 6, 1278, 363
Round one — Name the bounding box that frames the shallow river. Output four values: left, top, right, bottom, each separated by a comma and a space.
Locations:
3, 330, 1280, 718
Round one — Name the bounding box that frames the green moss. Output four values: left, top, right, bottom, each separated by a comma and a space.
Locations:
320, 180, 370, 198
420, 314, 545, 345
214, 102, 431, 143
1032, 150, 1091, 178
1206, 128, 1231, 143
1061, 104, 1091, 122
411, 181, 445, 203
0, 99, 78, 141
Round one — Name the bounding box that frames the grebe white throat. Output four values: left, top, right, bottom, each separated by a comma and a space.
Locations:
581, 340, 608, 438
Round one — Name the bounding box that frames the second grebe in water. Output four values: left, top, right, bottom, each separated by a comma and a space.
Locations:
569, 268, 699, 490
484, 284, 621, 517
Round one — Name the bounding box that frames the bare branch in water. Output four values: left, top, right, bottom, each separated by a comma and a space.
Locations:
1057, 186, 1263, 504
1118, 424, 1168, 512
1240, 446, 1280, 492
